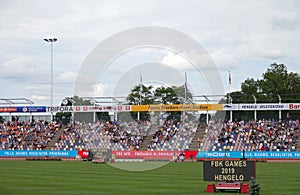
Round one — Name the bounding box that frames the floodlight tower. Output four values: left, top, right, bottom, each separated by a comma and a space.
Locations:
44, 38, 58, 121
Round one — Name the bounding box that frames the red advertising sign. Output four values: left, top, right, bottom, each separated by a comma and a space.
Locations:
77, 150, 89, 159
0, 107, 17, 112
112, 150, 180, 159
184, 150, 198, 159
289, 104, 300, 110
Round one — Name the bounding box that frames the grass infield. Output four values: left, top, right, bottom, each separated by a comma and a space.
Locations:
0, 160, 299, 194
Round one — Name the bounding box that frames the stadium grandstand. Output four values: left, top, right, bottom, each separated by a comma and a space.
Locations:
1, 117, 299, 153
1, 95, 300, 161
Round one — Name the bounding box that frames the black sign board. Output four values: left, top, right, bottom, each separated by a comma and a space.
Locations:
203, 160, 256, 182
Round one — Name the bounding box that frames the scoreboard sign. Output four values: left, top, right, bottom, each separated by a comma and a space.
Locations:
203, 160, 256, 182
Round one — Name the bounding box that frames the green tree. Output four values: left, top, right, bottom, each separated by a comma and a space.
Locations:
241, 78, 259, 95
126, 84, 194, 121
154, 86, 192, 121
259, 63, 289, 96
222, 63, 300, 121
127, 84, 154, 120
127, 85, 154, 105
154, 86, 180, 104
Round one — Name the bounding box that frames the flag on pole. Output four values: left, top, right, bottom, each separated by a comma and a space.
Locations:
184, 72, 188, 101
140, 73, 143, 91
228, 70, 232, 85
139, 73, 142, 104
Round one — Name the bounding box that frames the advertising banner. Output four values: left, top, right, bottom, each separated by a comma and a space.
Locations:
131, 104, 223, 112
196, 151, 300, 159
2, 103, 300, 113
183, 150, 198, 159
0, 107, 17, 112
288, 103, 300, 110
77, 150, 89, 159
131, 105, 149, 112
238, 103, 288, 110
0, 106, 46, 113
112, 150, 180, 159
17, 106, 47, 113
47, 106, 74, 113
47, 105, 132, 113
0, 150, 78, 157
211, 104, 224, 111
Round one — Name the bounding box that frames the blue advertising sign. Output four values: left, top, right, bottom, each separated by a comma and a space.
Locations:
196, 151, 300, 159
16, 106, 47, 113
0, 150, 78, 157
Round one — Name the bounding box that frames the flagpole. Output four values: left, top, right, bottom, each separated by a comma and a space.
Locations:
183, 72, 188, 117
229, 70, 233, 122
228, 70, 232, 93
184, 72, 187, 103
138, 73, 142, 120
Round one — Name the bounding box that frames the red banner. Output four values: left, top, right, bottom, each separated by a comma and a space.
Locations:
0, 107, 17, 112
77, 150, 89, 159
184, 150, 198, 159
112, 150, 180, 159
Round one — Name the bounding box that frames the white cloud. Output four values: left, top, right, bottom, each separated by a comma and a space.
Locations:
31, 95, 49, 102
56, 71, 77, 82
72, 83, 110, 98
0, 57, 39, 80
161, 52, 192, 70
93, 83, 110, 96
210, 49, 237, 69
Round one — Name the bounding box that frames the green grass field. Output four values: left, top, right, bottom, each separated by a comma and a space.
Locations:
0, 160, 299, 195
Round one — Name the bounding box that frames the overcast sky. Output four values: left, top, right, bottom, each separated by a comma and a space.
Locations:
0, 0, 299, 106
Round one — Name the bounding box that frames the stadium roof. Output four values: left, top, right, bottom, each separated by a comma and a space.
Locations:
0, 98, 35, 105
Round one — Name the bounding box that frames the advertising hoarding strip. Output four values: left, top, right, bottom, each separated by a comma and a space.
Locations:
196, 151, 300, 159
0, 150, 78, 157
1, 103, 300, 113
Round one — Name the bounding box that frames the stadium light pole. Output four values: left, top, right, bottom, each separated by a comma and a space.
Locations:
44, 38, 58, 121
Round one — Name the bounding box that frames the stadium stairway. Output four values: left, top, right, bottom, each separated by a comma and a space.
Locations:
140, 124, 161, 150
45, 125, 67, 150
189, 125, 207, 150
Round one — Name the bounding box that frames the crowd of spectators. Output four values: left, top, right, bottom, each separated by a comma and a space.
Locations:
1, 116, 298, 153
0, 119, 152, 151
55, 117, 199, 152
148, 117, 198, 151
77, 120, 151, 150
199, 119, 299, 152
53, 127, 85, 150
0, 120, 59, 150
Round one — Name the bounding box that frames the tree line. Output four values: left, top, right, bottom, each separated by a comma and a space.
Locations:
222, 63, 300, 120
